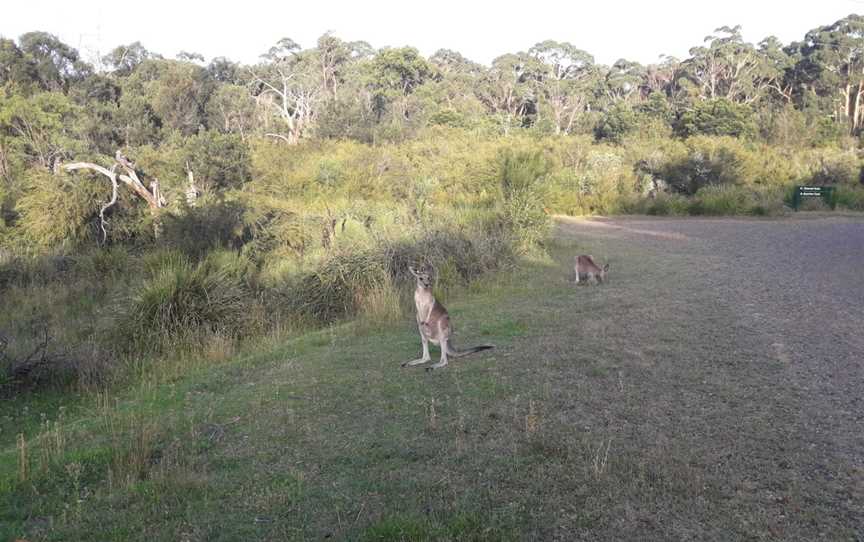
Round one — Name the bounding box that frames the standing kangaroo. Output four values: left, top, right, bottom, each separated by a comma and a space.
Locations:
401, 266, 493, 370
574, 255, 610, 285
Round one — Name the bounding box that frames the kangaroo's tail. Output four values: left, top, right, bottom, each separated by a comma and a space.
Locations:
447, 344, 494, 358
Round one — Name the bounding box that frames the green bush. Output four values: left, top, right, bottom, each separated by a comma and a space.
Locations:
691, 185, 752, 215
692, 185, 787, 216
757, 105, 845, 148
497, 149, 551, 250
594, 103, 639, 144
638, 92, 674, 125
675, 98, 757, 138
272, 224, 516, 326
15, 169, 103, 247
161, 200, 246, 258
78, 245, 130, 279
809, 151, 862, 185
621, 193, 691, 215
651, 136, 793, 194
835, 185, 864, 210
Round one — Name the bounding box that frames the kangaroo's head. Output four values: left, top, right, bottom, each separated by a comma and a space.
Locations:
408, 265, 433, 290
598, 263, 610, 283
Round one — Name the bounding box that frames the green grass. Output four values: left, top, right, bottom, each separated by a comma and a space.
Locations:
2, 217, 862, 540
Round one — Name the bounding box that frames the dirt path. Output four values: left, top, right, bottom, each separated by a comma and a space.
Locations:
555, 215, 864, 539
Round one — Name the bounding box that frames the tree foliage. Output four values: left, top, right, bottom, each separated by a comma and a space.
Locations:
0, 16, 862, 251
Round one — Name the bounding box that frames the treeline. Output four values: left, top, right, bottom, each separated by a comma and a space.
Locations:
3, 17, 864, 158
3, 16, 864, 232
2, 16, 864, 391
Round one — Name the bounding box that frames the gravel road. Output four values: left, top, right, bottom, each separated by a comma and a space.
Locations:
556, 215, 864, 539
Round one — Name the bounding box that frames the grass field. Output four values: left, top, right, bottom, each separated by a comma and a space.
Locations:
2, 215, 863, 541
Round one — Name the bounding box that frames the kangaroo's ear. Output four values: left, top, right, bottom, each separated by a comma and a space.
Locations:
408, 266, 418, 277
603, 263, 610, 272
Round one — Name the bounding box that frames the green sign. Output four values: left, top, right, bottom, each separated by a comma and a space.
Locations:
792, 185, 836, 211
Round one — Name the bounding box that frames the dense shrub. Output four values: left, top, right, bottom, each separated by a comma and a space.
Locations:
621, 193, 691, 215
675, 98, 757, 139
691, 185, 752, 215
757, 105, 846, 148
497, 149, 551, 250
835, 185, 864, 210
647, 137, 797, 194
594, 104, 639, 143
691, 185, 788, 216
161, 200, 246, 258
271, 225, 516, 326
808, 150, 862, 185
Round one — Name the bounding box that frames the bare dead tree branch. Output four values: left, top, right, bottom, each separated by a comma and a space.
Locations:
265, 133, 292, 143
63, 150, 168, 239
97, 164, 119, 243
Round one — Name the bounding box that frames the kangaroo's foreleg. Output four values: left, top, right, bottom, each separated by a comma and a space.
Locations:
402, 325, 432, 367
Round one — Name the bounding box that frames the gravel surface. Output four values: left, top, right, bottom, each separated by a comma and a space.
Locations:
556, 215, 864, 539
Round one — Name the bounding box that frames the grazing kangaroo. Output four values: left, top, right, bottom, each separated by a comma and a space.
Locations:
402, 265, 493, 370
574, 255, 609, 285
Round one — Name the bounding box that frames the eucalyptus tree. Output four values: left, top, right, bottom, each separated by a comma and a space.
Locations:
305, 37, 376, 141
207, 56, 242, 84
424, 49, 487, 125
176, 51, 205, 64
205, 84, 257, 139
757, 36, 797, 104
365, 46, 436, 122
527, 41, 596, 134
792, 15, 864, 133
642, 55, 683, 98
252, 38, 323, 144
102, 42, 157, 76
603, 59, 646, 103
69, 74, 123, 154
679, 25, 772, 105
120, 58, 215, 136
0, 38, 40, 93
477, 52, 537, 134
315, 33, 372, 102
430, 49, 483, 77
17, 32, 90, 93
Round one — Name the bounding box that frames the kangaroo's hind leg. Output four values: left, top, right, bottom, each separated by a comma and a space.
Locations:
402, 325, 432, 367
426, 335, 450, 371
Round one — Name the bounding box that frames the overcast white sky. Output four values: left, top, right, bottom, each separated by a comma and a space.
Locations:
3, 0, 862, 67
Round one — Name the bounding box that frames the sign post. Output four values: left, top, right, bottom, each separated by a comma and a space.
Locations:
793, 186, 836, 211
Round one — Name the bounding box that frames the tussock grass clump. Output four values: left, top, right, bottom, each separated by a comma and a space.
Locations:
118, 255, 252, 351
277, 250, 390, 324
271, 224, 517, 326
0, 250, 77, 291
384, 227, 513, 286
